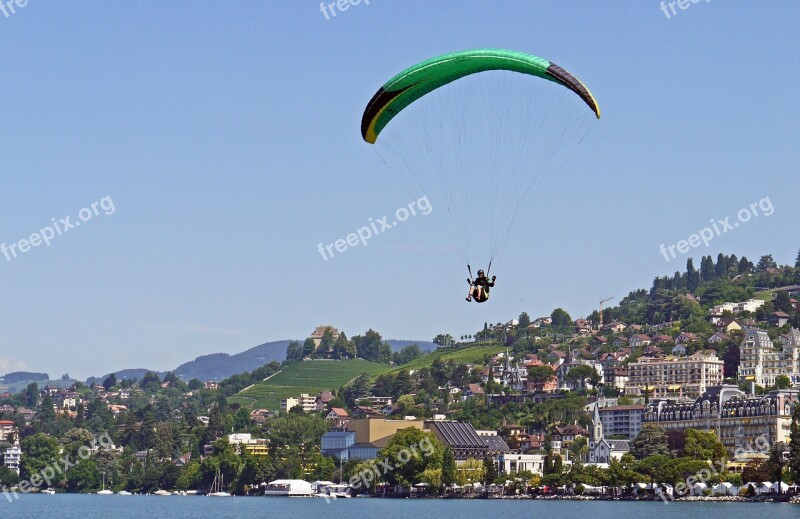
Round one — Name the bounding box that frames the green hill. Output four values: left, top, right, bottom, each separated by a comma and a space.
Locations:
228, 343, 506, 410
228, 359, 389, 410
385, 342, 505, 375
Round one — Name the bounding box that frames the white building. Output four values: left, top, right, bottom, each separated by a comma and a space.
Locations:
710, 299, 765, 322
496, 453, 546, 476
626, 352, 724, 399
281, 393, 317, 413
263, 479, 313, 496
2, 445, 22, 475
738, 328, 800, 387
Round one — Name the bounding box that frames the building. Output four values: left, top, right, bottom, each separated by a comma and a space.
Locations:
591, 439, 631, 463
325, 407, 350, 429
264, 479, 313, 496
281, 393, 317, 413
2, 445, 22, 475
321, 418, 426, 461
315, 391, 335, 412
0, 420, 17, 443
643, 385, 799, 457
738, 328, 800, 387
626, 352, 724, 399
496, 453, 546, 476
427, 420, 510, 462
227, 433, 269, 456
595, 404, 645, 439
551, 424, 588, 449
309, 325, 340, 347
588, 403, 632, 463
709, 299, 765, 324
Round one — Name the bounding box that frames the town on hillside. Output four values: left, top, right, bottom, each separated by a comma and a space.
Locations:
1, 252, 800, 499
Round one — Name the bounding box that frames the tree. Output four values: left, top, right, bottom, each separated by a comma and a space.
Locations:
392, 344, 422, 365
302, 338, 316, 358
738, 256, 754, 274
430, 358, 450, 386
378, 429, 444, 487
442, 446, 456, 489
396, 395, 416, 416
66, 457, 99, 491
392, 371, 414, 400
0, 466, 20, 487
102, 373, 118, 390
774, 375, 791, 390
34, 393, 57, 431
682, 429, 726, 461
25, 382, 39, 407
700, 255, 716, 281
20, 433, 60, 485
318, 329, 335, 356
527, 365, 555, 384
518, 312, 531, 329
141, 371, 162, 390
433, 334, 454, 347
796, 247, 800, 269
789, 400, 800, 483
686, 258, 700, 292
570, 436, 589, 463
775, 292, 793, 313
286, 340, 303, 362
483, 453, 498, 485
756, 254, 777, 272
631, 425, 670, 459
564, 364, 598, 389
550, 308, 572, 328
715, 253, 729, 279
344, 374, 371, 407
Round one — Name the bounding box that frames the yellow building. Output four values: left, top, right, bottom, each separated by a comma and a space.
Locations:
346, 418, 424, 448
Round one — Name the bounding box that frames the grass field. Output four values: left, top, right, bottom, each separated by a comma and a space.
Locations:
229, 343, 505, 410
385, 342, 505, 374
228, 359, 389, 410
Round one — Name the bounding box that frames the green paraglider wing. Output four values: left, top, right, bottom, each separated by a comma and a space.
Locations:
361, 49, 600, 144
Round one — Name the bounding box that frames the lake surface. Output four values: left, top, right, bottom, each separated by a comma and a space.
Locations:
0, 495, 796, 519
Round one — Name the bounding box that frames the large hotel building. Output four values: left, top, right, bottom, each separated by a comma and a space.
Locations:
626, 352, 724, 400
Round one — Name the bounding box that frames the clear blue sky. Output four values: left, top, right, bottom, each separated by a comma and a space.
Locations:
1, 1, 798, 379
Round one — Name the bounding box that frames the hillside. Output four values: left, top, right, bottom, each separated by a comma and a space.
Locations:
228, 342, 505, 410
385, 342, 506, 375
228, 359, 389, 410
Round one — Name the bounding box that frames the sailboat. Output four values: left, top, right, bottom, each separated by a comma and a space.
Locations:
97, 473, 114, 495
208, 469, 231, 497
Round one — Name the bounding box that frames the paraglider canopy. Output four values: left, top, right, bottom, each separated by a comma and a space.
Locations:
362, 49, 600, 144
361, 48, 600, 279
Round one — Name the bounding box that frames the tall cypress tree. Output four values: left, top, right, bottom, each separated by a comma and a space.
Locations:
483, 453, 497, 484
442, 446, 456, 489
789, 402, 800, 483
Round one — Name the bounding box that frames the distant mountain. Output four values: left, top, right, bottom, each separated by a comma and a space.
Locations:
86, 369, 163, 386
388, 340, 437, 353
85, 339, 439, 384
173, 341, 291, 382
0, 372, 50, 383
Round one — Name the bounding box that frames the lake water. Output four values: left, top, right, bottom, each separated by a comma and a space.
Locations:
0, 495, 796, 519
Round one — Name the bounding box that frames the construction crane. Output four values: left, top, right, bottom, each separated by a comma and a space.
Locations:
598, 297, 614, 329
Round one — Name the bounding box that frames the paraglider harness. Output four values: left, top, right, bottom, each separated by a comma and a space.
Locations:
467, 263, 495, 303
